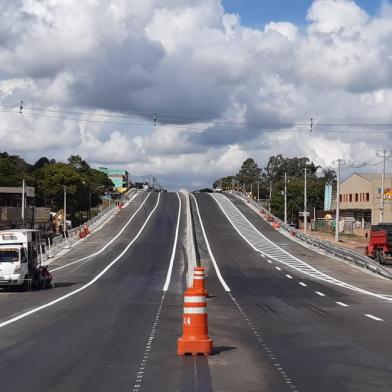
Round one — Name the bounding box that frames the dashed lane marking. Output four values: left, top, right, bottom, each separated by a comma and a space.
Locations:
286, 274, 293, 279
210, 193, 392, 304
336, 302, 349, 307
267, 260, 273, 264
315, 291, 326, 297
299, 282, 307, 287
229, 292, 299, 392
275, 266, 282, 271
132, 293, 166, 392
364, 314, 383, 322
195, 194, 298, 391
132, 192, 182, 391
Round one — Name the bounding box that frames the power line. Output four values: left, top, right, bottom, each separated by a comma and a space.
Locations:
2, 104, 392, 133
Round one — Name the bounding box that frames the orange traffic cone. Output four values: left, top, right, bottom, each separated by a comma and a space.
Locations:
177, 288, 213, 356
83, 223, 90, 236
191, 266, 208, 297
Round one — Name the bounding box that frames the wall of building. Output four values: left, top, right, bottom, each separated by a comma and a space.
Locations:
98, 167, 129, 190
339, 174, 392, 232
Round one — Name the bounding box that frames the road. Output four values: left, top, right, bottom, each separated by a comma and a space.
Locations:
1, 190, 392, 391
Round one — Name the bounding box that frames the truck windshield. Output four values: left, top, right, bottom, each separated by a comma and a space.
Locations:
0, 249, 20, 263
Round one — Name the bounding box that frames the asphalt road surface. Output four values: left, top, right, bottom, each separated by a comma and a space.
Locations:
1, 190, 392, 391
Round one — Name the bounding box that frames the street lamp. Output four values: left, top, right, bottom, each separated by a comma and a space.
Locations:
83, 183, 105, 220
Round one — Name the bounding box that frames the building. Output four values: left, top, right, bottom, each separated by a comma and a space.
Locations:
0, 187, 50, 230
336, 173, 392, 235
98, 167, 129, 192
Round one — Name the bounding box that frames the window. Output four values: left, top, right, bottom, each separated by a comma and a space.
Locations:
355, 193, 358, 202
349, 194, 352, 202
339, 194, 342, 202
366, 193, 370, 202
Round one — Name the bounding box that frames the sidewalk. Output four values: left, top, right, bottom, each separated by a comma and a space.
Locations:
298, 229, 368, 254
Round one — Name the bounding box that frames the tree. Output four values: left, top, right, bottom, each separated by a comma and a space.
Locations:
33, 157, 51, 170
0, 152, 31, 186
213, 175, 235, 190
236, 158, 262, 194
67, 155, 90, 172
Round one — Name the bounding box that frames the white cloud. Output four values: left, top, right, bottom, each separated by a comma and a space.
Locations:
1, 0, 392, 189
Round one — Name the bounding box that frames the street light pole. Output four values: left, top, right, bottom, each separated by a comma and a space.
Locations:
284, 172, 287, 224
334, 159, 344, 242
63, 185, 70, 248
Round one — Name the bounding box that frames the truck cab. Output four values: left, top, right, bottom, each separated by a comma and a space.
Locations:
0, 230, 44, 290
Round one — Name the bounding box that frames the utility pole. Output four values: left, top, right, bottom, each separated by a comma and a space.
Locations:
257, 181, 260, 203
380, 149, 387, 223
63, 186, 70, 248
269, 182, 272, 212
21, 179, 25, 228
250, 183, 253, 199
284, 172, 287, 224
334, 159, 344, 242
304, 167, 307, 233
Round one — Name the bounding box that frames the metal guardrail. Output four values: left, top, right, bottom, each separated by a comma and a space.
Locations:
233, 191, 392, 280
43, 189, 137, 262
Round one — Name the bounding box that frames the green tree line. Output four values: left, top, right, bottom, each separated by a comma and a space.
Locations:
213, 155, 336, 222
0, 152, 114, 214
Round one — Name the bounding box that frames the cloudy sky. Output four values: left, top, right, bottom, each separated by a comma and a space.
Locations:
1, 0, 392, 189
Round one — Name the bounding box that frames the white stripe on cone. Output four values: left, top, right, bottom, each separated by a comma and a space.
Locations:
184, 296, 206, 303
184, 307, 207, 314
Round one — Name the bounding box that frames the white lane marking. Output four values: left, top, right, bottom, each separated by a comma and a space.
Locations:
336, 301, 349, 307
132, 292, 166, 392
286, 274, 293, 279
299, 282, 307, 287
162, 192, 181, 291
315, 291, 326, 297
211, 194, 392, 304
267, 260, 273, 264
0, 194, 161, 330
275, 266, 282, 271
132, 193, 181, 391
191, 194, 230, 291
229, 292, 299, 392
194, 194, 298, 390
50, 192, 148, 272
364, 314, 383, 322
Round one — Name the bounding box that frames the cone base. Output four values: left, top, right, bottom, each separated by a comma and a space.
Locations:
177, 336, 213, 356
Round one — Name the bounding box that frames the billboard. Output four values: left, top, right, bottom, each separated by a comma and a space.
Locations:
324, 183, 332, 211
377, 188, 392, 200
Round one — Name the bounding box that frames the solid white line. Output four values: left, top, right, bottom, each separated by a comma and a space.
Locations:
299, 282, 307, 287
315, 291, 325, 297
0, 193, 161, 330
364, 314, 383, 321
286, 274, 293, 279
275, 266, 282, 271
212, 194, 392, 305
163, 192, 182, 291
50, 192, 148, 272
191, 194, 230, 292
336, 301, 349, 307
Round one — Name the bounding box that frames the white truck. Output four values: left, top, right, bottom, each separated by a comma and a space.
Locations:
0, 229, 52, 291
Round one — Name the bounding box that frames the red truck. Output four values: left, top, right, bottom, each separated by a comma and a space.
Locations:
366, 223, 392, 264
